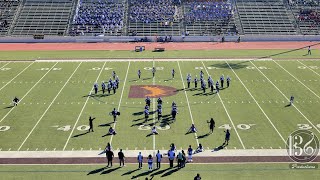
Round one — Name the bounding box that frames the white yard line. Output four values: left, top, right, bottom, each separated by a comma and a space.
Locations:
152, 60, 156, 152
225, 61, 286, 143
0, 62, 34, 92
177, 61, 199, 146
273, 60, 320, 99
201, 61, 246, 149
0, 62, 10, 69
17, 62, 83, 151
63, 62, 107, 150
297, 60, 320, 77
250, 61, 320, 134
0, 62, 58, 123
109, 62, 131, 145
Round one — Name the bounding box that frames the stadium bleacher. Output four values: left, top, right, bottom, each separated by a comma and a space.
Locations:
0, 0, 20, 36
288, 0, 319, 35
0, 0, 318, 37
70, 0, 125, 36
11, 0, 74, 36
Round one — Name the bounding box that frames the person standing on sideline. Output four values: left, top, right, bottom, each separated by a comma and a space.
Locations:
118, 149, 125, 167
106, 150, 114, 167
194, 173, 202, 180
177, 151, 183, 168
137, 152, 143, 169
138, 69, 141, 79
227, 76, 231, 88
224, 129, 230, 146
188, 145, 193, 162
168, 149, 175, 168
88, 116, 95, 132
181, 150, 186, 167
156, 150, 162, 169
308, 46, 311, 55
208, 118, 215, 134
147, 154, 153, 171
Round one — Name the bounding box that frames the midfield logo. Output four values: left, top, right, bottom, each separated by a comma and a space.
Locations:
128, 85, 177, 98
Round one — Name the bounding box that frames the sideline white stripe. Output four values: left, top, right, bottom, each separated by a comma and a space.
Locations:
201, 61, 245, 149
250, 61, 320, 133
225, 61, 286, 143
0, 62, 59, 123
297, 60, 320, 77
18, 62, 83, 151
0, 62, 34, 92
35, 58, 273, 62
63, 62, 107, 150
273, 60, 320, 99
109, 62, 131, 144
177, 61, 199, 146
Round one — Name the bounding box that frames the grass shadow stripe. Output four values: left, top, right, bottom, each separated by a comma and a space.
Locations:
201, 61, 246, 149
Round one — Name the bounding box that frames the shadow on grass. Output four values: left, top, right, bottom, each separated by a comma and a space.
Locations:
72, 131, 89, 138
98, 122, 113, 127
100, 166, 121, 175
150, 167, 170, 177
101, 133, 112, 137
3, 105, 14, 109
131, 169, 156, 179
161, 166, 181, 177
197, 133, 210, 139
122, 168, 140, 176
87, 166, 106, 175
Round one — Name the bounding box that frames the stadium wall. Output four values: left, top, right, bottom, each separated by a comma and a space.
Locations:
0, 35, 319, 43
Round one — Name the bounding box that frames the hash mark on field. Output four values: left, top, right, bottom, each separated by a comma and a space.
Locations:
81, 148, 83, 151
99, 148, 101, 151
279, 146, 282, 149
44, 148, 47, 151
26, 148, 29, 151
53, 148, 56, 151
261, 147, 264, 149
252, 147, 255, 149
8, 148, 11, 151
72, 148, 74, 151
35, 148, 38, 151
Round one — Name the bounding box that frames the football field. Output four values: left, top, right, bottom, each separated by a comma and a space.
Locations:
0, 58, 320, 152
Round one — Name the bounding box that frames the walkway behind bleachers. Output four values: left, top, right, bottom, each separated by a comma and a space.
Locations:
12, 0, 74, 36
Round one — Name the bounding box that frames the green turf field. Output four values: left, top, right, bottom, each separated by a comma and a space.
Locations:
0, 58, 319, 151
0, 164, 319, 180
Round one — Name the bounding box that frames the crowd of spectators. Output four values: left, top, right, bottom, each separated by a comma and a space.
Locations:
184, 0, 233, 23
0, 0, 19, 31
298, 9, 320, 22
288, 0, 319, 6
129, 0, 175, 24
72, 0, 124, 35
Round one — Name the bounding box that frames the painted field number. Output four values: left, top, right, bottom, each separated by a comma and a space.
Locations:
218, 124, 255, 130
298, 66, 319, 69
138, 125, 170, 131
0, 68, 11, 71
53, 125, 90, 131
38, 68, 62, 71
89, 67, 113, 70
0, 126, 10, 131
144, 67, 164, 70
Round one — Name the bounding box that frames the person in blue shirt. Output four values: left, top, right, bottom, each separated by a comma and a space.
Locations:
94, 83, 98, 94
144, 108, 149, 123
290, 95, 294, 106
220, 75, 224, 88
226, 76, 231, 88
187, 124, 197, 133
101, 81, 106, 94
156, 150, 162, 169
137, 152, 143, 169
172, 69, 175, 79
223, 129, 230, 146
187, 145, 193, 162
168, 149, 175, 168
138, 69, 141, 79
216, 81, 219, 93
187, 74, 191, 88
145, 96, 151, 107
111, 108, 118, 122
194, 75, 198, 88
107, 82, 112, 94
112, 80, 117, 94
